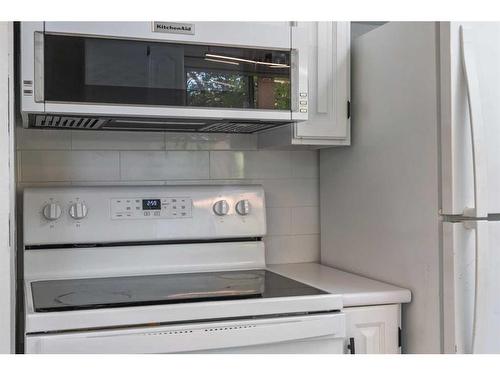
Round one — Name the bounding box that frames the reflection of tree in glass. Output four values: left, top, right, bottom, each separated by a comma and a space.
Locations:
187, 71, 249, 108
274, 80, 290, 110
186, 71, 290, 110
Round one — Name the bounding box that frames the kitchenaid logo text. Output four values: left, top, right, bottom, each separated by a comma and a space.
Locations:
153, 22, 195, 35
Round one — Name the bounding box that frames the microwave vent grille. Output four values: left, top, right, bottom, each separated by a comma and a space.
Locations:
27, 114, 290, 134
201, 122, 277, 133
33, 115, 107, 129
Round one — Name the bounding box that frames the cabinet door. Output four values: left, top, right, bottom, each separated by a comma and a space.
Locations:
294, 22, 350, 144
344, 304, 401, 354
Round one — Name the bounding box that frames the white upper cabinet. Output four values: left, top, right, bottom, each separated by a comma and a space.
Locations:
259, 22, 351, 148
295, 22, 350, 142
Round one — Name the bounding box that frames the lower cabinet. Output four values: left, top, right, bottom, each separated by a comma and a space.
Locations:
343, 304, 401, 354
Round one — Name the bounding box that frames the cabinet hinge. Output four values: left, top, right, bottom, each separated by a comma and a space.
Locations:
398, 327, 402, 347
347, 100, 351, 119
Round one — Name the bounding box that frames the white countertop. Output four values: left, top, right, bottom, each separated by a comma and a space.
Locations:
268, 262, 411, 307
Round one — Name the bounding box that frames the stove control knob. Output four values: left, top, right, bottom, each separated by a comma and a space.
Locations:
42, 203, 62, 221
235, 200, 251, 216
69, 202, 88, 220
213, 200, 229, 216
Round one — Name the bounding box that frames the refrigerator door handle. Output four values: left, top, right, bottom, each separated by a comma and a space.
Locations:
460, 26, 489, 218
464, 220, 490, 353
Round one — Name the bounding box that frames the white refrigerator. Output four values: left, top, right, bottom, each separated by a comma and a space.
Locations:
320, 22, 500, 354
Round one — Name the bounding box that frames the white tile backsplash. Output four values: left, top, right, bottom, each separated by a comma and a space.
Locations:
163, 179, 254, 186
165, 133, 257, 150
17, 127, 320, 264
72, 180, 165, 186
72, 131, 164, 150
120, 151, 210, 180
264, 234, 320, 264
291, 206, 320, 235
291, 151, 319, 178
16, 128, 72, 150
210, 151, 292, 179
253, 178, 319, 207
18, 181, 72, 188
266, 207, 292, 235
20, 150, 120, 182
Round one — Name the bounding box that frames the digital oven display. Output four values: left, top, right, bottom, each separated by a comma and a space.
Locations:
142, 199, 161, 210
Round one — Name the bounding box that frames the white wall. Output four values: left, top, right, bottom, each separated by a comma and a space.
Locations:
320, 22, 441, 353
16, 127, 320, 264
351, 22, 386, 39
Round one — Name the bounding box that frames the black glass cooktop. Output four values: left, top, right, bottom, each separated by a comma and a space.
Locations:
31, 270, 327, 312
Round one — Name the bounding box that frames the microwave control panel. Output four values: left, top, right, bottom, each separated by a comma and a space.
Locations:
110, 197, 192, 220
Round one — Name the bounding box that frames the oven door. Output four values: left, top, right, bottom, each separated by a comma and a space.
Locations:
25, 313, 345, 354
21, 22, 308, 128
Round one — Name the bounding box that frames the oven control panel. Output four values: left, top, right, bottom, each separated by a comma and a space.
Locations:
110, 197, 192, 220
23, 185, 266, 246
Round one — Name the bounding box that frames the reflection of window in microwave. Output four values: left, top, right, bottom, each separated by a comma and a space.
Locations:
185, 46, 291, 110
44, 33, 291, 110
186, 71, 290, 110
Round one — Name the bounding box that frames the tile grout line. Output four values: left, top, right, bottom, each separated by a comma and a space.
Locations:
208, 150, 211, 180
16, 150, 22, 183
118, 151, 122, 181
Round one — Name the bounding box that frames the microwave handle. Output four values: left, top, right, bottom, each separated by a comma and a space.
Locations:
34, 31, 44, 102
291, 23, 308, 121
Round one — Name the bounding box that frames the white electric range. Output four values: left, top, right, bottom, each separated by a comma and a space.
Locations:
23, 185, 344, 354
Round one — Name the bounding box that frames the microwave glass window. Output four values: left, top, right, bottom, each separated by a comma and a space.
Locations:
43, 34, 291, 110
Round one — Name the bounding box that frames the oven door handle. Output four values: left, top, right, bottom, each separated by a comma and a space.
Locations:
26, 313, 345, 353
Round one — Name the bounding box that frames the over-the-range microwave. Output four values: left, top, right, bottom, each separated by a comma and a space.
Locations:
20, 22, 309, 133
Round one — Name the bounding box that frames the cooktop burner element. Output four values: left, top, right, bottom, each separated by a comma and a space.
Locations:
31, 270, 327, 312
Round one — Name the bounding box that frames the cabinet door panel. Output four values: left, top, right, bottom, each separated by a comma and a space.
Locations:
295, 22, 350, 141
354, 324, 385, 353
344, 304, 400, 354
